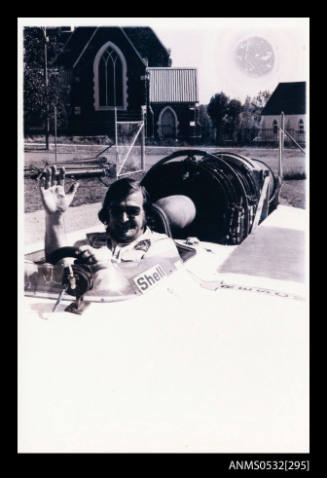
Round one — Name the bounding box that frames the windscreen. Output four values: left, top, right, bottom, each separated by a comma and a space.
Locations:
24, 253, 181, 303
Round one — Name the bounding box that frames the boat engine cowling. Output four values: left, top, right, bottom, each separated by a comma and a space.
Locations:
142, 150, 280, 245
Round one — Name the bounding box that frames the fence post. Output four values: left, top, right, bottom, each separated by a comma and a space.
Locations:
279, 111, 284, 179
141, 105, 145, 171
54, 105, 57, 164
114, 106, 118, 146
114, 107, 118, 179
42, 28, 50, 151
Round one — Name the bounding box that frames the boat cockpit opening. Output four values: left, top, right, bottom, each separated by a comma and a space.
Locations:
143, 150, 280, 245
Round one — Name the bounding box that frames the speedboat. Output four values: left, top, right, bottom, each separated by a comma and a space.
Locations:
20, 150, 308, 453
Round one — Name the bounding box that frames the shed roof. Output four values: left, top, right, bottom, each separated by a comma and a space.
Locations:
261, 82, 306, 115
148, 67, 198, 103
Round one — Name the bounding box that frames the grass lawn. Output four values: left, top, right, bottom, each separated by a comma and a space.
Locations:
24, 146, 307, 213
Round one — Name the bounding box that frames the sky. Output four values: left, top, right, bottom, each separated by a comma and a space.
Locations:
18, 17, 309, 105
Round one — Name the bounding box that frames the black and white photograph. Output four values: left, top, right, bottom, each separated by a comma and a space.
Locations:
19, 17, 309, 457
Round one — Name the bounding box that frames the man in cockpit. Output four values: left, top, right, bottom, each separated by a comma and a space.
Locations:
39, 166, 180, 270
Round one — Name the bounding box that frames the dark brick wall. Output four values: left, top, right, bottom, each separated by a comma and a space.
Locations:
151, 103, 197, 140
70, 28, 147, 136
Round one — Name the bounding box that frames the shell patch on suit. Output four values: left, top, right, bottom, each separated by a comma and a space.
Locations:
134, 239, 151, 252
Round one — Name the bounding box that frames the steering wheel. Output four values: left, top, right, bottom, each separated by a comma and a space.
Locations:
46, 246, 94, 297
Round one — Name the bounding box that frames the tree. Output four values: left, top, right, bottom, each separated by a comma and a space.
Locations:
251, 90, 271, 124
238, 95, 258, 144
225, 99, 242, 141
23, 27, 71, 137
252, 90, 271, 109
238, 91, 271, 145
207, 92, 229, 145
198, 104, 215, 144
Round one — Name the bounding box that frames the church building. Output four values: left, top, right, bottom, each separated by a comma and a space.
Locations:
257, 81, 306, 145
51, 26, 199, 142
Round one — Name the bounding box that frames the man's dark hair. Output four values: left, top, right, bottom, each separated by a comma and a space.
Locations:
98, 178, 149, 225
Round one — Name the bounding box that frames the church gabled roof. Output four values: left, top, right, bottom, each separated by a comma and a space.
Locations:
51, 26, 170, 68
51, 27, 97, 67
261, 82, 306, 115
122, 27, 170, 66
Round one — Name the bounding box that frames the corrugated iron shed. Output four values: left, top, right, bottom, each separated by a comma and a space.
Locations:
148, 67, 198, 103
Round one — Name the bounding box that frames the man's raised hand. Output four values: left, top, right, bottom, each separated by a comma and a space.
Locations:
39, 166, 79, 216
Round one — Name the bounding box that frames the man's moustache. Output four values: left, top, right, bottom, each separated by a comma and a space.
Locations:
116, 222, 137, 232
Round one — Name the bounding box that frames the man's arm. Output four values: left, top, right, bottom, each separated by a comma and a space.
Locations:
39, 166, 79, 259
44, 213, 66, 259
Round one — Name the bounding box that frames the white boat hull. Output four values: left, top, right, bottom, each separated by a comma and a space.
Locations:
19, 205, 308, 453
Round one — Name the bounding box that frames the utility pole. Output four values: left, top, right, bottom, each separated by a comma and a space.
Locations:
141, 70, 151, 137
42, 27, 50, 151
54, 105, 57, 164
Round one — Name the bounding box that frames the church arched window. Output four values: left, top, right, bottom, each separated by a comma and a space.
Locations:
94, 42, 127, 110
